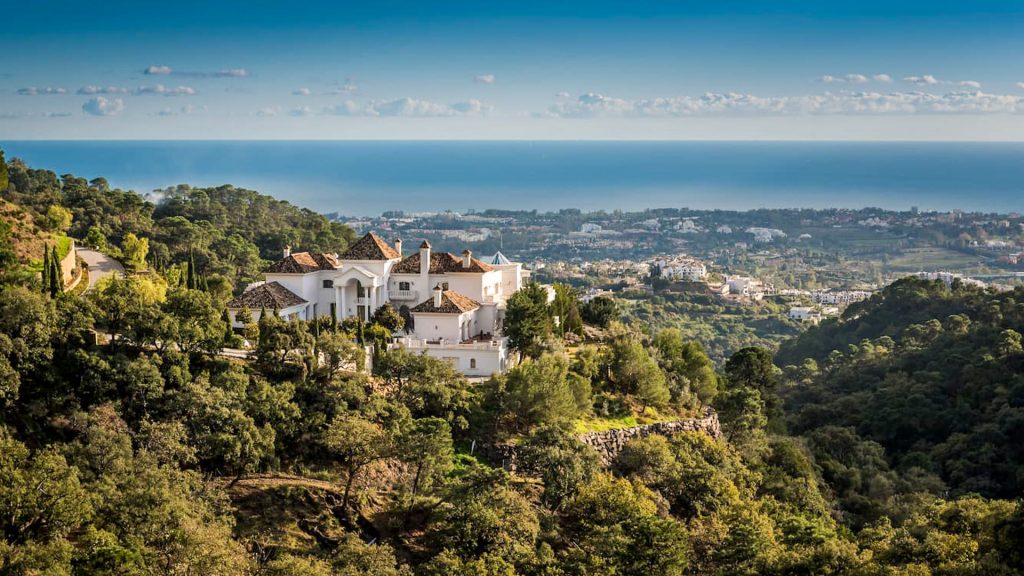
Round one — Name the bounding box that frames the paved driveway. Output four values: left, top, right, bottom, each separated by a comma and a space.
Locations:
77, 247, 125, 291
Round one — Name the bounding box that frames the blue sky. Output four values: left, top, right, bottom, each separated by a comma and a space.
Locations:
3, 0, 1024, 140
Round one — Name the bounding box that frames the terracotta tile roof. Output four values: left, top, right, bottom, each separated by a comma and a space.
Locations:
227, 282, 307, 309
410, 290, 481, 314
265, 252, 340, 274
339, 232, 401, 260
392, 251, 495, 274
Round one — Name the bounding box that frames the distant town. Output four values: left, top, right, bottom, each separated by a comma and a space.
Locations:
336, 206, 1023, 329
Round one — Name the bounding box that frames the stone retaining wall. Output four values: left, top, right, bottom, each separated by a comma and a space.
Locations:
578, 408, 721, 465
479, 408, 722, 470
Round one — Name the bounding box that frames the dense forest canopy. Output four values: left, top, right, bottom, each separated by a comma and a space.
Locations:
778, 277, 1024, 504
1, 150, 1022, 575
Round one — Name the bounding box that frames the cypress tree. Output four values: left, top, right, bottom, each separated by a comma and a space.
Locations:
52, 245, 64, 292
186, 249, 196, 290
41, 243, 50, 292
222, 308, 234, 344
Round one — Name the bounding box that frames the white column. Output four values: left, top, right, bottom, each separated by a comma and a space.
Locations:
335, 287, 342, 320
369, 286, 378, 320
340, 286, 347, 320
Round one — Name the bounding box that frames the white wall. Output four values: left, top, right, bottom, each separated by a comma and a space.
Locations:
418, 346, 507, 377
410, 312, 465, 342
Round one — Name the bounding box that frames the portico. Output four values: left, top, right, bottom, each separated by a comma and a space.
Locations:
332, 265, 385, 322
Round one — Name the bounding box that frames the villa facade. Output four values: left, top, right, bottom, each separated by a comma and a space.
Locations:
227, 233, 527, 376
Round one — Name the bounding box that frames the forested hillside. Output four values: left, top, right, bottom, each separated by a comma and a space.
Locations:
1, 155, 355, 290
778, 277, 1024, 512
1, 151, 1022, 575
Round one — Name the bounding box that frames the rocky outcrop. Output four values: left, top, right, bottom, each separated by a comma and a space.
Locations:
578, 408, 722, 465
479, 408, 722, 470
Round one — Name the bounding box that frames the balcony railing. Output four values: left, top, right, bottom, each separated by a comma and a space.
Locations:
395, 336, 507, 351
390, 289, 418, 301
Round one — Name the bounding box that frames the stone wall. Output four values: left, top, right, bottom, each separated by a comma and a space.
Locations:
578, 408, 722, 465
60, 239, 79, 289
478, 408, 722, 470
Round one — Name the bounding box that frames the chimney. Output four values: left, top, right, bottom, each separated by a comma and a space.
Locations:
394, 238, 402, 257
283, 245, 291, 258
461, 249, 472, 268
419, 240, 431, 276
433, 283, 443, 308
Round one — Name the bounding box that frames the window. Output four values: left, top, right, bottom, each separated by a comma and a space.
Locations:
442, 282, 449, 290
322, 279, 334, 288
399, 281, 410, 290
470, 358, 477, 369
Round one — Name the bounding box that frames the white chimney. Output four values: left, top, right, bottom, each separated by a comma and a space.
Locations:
283, 245, 291, 258
419, 240, 431, 275
433, 283, 443, 308
461, 249, 472, 268
394, 238, 402, 257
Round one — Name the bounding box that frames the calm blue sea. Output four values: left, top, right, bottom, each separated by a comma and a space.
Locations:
2, 140, 1023, 216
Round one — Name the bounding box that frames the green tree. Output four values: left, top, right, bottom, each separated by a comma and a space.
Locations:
83, 224, 107, 251
325, 414, 387, 511
503, 283, 551, 359
44, 204, 73, 233
0, 149, 8, 192
493, 353, 580, 433
581, 295, 617, 327
372, 302, 405, 332
121, 232, 149, 272
397, 417, 454, 495
561, 472, 690, 576
518, 425, 600, 509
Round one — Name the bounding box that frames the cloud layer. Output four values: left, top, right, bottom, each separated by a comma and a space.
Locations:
543, 90, 1023, 117
144, 65, 248, 78
324, 97, 490, 117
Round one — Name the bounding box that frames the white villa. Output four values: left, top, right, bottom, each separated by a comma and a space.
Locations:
227, 233, 528, 376
655, 256, 708, 282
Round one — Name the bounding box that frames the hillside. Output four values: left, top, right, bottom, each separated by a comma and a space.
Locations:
779, 277, 1024, 507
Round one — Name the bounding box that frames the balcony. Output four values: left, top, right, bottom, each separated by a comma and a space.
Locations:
395, 336, 507, 351
390, 289, 418, 301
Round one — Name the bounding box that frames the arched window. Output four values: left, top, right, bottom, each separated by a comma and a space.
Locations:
470, 358, 477, 369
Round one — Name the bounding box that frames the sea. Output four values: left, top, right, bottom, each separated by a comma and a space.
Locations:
2, 140, 1023, 216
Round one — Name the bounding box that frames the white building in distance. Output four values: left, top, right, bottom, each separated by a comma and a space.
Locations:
227, 233, 528, 376
656, 257, 708, 282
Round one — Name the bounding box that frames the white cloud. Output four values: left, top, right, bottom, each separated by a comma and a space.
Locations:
255, 106, 281, 117
78, 85, 129, 95
323, 97, 491, 117
324, 80, 359, 95
154, 104, 204, 116
555, 91, 571, 99
1017, 82, 1024, 89
959, 80, 982, 88
144, 65, 249, 78
475, 74, 496, 84
289, 106, 313, 117
292, 88, 312, 96
904, 75, 940, 85
134, 84, 197, 96
820, 73, 887, 84
82, 97, 125, 116
216, 68, 249, 78
541, 90, 1024, 118
17, 87, 67, 95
